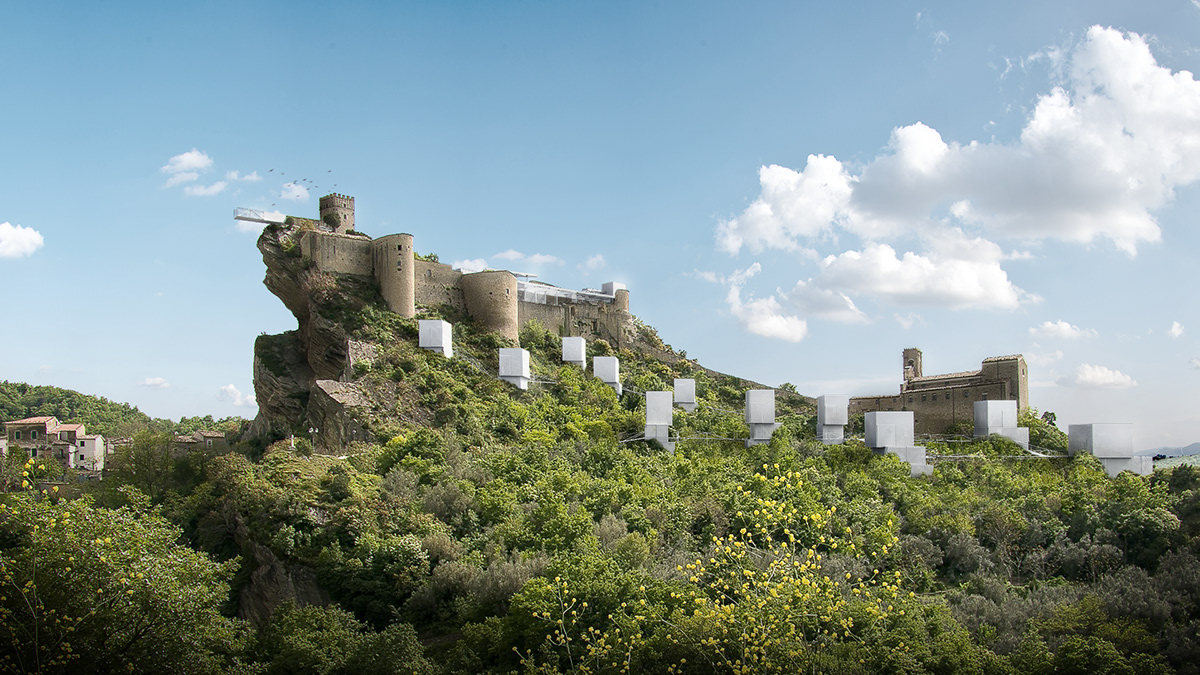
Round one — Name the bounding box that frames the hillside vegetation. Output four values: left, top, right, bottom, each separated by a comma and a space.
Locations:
2, 229, 1197, 674
0, 381, 247, 437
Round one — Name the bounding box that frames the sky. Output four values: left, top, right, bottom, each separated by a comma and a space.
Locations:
1, 1, 1198, 450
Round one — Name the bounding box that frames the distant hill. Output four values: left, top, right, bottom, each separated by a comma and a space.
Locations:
1137, 442, 1200, 457
0, 381, 247, 437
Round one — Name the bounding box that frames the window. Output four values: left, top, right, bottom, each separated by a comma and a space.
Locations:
907, 397, 913, 403
982, 393, 989, 400
79, 441, 84, 447
206, 440, 212, 447
79, 453, 85, 461
13, 431, 20, 440
932, 394, 938, 401
30, 431, 37, 440
963, 391, 969, 398
921, 394, 927, 402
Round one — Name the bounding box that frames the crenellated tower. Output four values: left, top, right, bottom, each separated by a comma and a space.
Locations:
319, 193, 355, 234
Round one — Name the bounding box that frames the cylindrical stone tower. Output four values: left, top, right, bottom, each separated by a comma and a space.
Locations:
461, 270, 519, 342
372, 233, 415, 317
613, 288, 630, 313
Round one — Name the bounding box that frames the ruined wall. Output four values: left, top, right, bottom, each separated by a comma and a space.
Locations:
462, 270, 519, 342
517, 297, 631, 349
372, 233, 415, 317
413, 259, 466, 311
300, 231, 373, 276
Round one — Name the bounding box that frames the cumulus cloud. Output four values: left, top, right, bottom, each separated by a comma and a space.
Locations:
786, 279, 868, 323
218, 384, 256, 407
815, 240, 1032, 310
184, 181, 228, 197
1029, 320, 1097, 339
724, 264, 808, 342
1191, 357, 1200, 369
280, 182, 309, 201
1025, 349, 1064, 367
161, 149, 213, 175
0, 222, 44, 258
721, 28, 1200, 256
453, 258, 489, 273
580, 254, 607, 272
225, 170, 262, 182
163, 172, 198, 188
1070, 363, 1137, 388
140, 377, 170, 389
894, 312, 922, 329
1169, 321, 1185, 338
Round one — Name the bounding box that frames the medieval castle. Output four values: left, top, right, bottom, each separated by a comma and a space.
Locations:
850, 348, 1029, 434
280, 194, 632, 346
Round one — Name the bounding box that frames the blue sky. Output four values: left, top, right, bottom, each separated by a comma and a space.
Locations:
1, 1, 1197, 449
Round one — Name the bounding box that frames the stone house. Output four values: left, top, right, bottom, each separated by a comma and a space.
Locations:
2, 416, 107, 472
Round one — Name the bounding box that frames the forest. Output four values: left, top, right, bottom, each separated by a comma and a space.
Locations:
1, 316, 1197, 675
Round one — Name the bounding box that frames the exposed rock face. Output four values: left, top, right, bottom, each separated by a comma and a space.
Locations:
308, 380, 371, 453
252, 222, 362, 446
238, 541, 330, 627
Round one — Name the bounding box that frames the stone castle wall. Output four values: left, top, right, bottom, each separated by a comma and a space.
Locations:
373, 233, 415, 318
299, 231, 373, 276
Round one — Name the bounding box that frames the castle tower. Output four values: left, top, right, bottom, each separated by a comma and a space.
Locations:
319, 193, 355, 234
372, 233, 415, 317
461, 270, 519, 342
903, 348, 923, 382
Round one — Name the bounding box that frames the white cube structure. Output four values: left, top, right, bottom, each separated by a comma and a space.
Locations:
865, 411, 915, 449
644, 391, 675, 452
973, 401, 1028, 449
745, 390, 781, 446
674, 378, 697, 412
817, 395, 849, 446
562, 337, 586, 368
1068, 423, 1147, 478
602, 281, 627, 295
645, 391, 674, 427
498, 348, 531, 390
1069, 423, 1134, 458
1101, 456, 1153, 478
593, 356, 622, 396
418, 320, 453, 358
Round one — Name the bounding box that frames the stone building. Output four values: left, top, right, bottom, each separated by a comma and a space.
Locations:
3, 416, 107, 472
849, 348, 1029, 435
276, 194, 633, 346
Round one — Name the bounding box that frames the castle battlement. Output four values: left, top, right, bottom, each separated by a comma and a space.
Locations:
292, 194, 631, 346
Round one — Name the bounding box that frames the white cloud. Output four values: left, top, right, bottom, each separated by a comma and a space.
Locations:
933, 31, 950, 46
718, 27, 1200, 256
452, 258, 489, 273
815, 240, 1031, 309
0, 222, 44, 258
786, 279, 869, 323
163, 172, 198, 188
140, 377, 170, 389
1169, 321, 1184, 338
184, 181, 228, 197
1029, 319, 1097, 339
161, 149, 213, 175
724, 263, 808, 342
226, 170, 262, 182
1025, 349, 1064, 367
218, 384, 257, 408
1071, 363, 1137, 389
894, 312, 922, 329
690, 269, 720, 283
280, 182, 309, 201
490, 249, 562, 266
1191, 357, 1200, 369
580, 254, 607, 272
525, 253, 563, 266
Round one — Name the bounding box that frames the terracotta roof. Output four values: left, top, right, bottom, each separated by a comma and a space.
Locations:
194, 430, 225, 438
175, 435, 199, 444
5, 416, 58, 426
80, 434, 100, 440
982, 354, 1023, 363
58, 423, 85, 432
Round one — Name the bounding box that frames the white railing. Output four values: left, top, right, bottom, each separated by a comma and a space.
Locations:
517, 281, 615, 305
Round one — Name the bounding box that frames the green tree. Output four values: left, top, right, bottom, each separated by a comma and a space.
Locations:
0, 494, 248, 674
